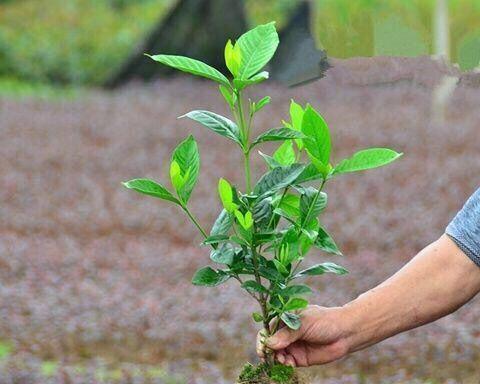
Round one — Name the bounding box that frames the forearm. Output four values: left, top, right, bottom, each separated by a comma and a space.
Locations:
341, 234, 480, 353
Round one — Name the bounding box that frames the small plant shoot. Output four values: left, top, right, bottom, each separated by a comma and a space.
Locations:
123, 22, 402, 383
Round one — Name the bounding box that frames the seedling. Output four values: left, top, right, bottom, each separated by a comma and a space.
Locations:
123, 22, 402, 383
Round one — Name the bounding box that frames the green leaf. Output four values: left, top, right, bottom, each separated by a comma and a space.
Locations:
242, 280, 268, 294
281, 312, 301, 330
252, 196, 274, 230
259, 151, 282, 169
147, 54, 230, 87
333, 148, 403, 175
219, 85, 236, 108
296, 262, 348, 278
210, 243, 235, 265
279, 194, 300, 218
284, 297, 308, 312
289, 100, 305, 150
300, 187, 327, 225
254, 164, 305, 197
192, 266, 230, 286
235, 210, 253, 230
251, 128, 305, 148
254, 96, 271, 112
301, 105, 331, 165
273, 141, 296, 166
233, 71, 269, 90
210, 209, 233, 238
202, 234, 229, 245
218, 178, 238, 212
281, 284, 312, 297
181, 110, 242, 146
252, 312, 264, 323
314, 226, 342, 256
295, 164, 323, 184
237, 22, 279, 79
122, 179, 179, 204
171, 135, 200, 204
224, 39, 242, 77
273, 259, 289, 276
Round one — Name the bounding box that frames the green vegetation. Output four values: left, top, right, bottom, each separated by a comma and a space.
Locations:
123, 22, 401, 382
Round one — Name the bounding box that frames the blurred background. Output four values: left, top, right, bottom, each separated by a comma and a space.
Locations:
1, 0, 480, 383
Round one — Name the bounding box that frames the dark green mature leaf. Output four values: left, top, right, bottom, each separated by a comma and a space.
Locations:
147, 54, 230, 87
254, 164, 305, 197
171, 135, 199, 204
296, 262, 348, 278
242, 280, 268, 294
181, 110, 242, 146
192, 266, 230, 286
295, 164, 323, 184
210, 243, 235, 265
210, 209, 233, 237
202, 234, 229, 245
333, 148, 403, 175
300, 187, 327, 224
281, 312, 301, 330
280, 284, 312, 297
258, 151, 282, 169
314, 226, 342, 256
251, 128, 305, 148
122, 179, 179, 204
301, 105, 331, 165
253, 196, 273, 230
237, 22, 279, 79
283, 297, 308, 312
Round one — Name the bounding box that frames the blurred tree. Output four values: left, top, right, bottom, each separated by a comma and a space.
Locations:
105, 0, 247, 88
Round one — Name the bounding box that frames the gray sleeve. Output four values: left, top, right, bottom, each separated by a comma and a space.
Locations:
446, 187, 480, 267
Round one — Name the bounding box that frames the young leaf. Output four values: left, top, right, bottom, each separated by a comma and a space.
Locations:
169, 160, 183, 190
218, 178, 238, 212
122, 179, 180, 205
314, 226, 342, 256
301, 105, 331, 165
236, 22, 279, 79
147, 54, 230, 87
251, 128, 305, 148
333, 148, 403, 175
192, 266, 230, 286
181, 110, 242, 146
254, 96, 271, 112
242, 280, 268, 294
234, 210, 253, 230
171, 135, 200, 204
273, 259, 289, 276
296, 262, 348, 278
289, 100, 305, 150
281, 312, 301, 330
279, 194, 300, 218
254, 163, 305, 197
210, 243, 235, 265
224, 39, 242, 77
295, 164, 324, 184
233, 71, 269, 90
273, 141, 296, 166
283, 297, 308, 312
210, 209, 233, 237
219, 85, 236, 108
252, 312, 264, 322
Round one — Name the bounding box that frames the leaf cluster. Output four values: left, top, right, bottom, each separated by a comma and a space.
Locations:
123, 22, 402, 332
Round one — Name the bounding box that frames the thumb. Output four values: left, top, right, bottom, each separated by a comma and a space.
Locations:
266, 327, 302, 350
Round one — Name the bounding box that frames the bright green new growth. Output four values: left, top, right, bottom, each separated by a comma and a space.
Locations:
123, 22, 402, 371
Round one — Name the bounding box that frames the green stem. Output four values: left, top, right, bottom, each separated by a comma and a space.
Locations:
243, 152, 252, 194
182, 205, 209, 240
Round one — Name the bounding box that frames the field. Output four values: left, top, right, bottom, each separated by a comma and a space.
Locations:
1, 57, 479, 383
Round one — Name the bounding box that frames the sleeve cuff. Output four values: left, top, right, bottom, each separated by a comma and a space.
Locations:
446, 232, 480, 268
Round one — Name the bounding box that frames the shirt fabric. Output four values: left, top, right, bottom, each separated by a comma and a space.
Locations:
446, 188, 480, 267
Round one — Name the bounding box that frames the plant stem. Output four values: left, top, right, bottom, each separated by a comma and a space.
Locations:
243, 152, 252, 194
236, 90, 253, 194
182, 206, 208, 240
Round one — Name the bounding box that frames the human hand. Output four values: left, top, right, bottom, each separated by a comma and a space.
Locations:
256, 305, 350, 367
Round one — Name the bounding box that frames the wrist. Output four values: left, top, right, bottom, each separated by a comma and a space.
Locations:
335, 298, 368, 353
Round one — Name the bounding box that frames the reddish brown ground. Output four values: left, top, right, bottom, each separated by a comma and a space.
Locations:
1, 57, 479, 383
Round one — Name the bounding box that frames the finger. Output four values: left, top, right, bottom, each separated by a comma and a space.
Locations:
275, 351, 286, 365
284, 354, 297, 367
266, 327, 302, 350
256, 330, 267, 358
